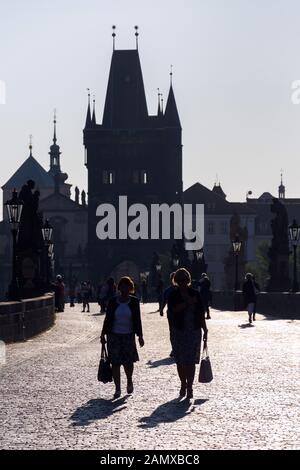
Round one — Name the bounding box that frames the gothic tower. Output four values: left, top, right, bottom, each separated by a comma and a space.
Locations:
84, 36, 183, 282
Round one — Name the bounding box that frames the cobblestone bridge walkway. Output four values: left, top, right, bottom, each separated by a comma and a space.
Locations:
0, 303, 299, 450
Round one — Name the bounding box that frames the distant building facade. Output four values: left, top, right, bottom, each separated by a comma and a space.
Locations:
0, 119, 87, 297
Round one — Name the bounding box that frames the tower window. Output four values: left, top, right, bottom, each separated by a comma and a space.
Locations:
103, 170, 115, 184
142, 170, 147, 184
132, 170, 148, 184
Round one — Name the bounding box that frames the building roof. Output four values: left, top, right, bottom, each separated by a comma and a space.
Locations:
184, 182, 255, 215
2, 155, 54, 190
102, 49, 148, 129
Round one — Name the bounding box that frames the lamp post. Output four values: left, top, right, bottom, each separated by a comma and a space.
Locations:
42, 219, 53, 289
172, 254, 179, 270
155, 260, 162, 274
232, 236, 242, 291
288, 219, 300, 292
5, 189, 23, 300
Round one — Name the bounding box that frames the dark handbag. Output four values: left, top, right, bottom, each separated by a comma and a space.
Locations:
97, 344, 113, 383
199, 344, 213, 383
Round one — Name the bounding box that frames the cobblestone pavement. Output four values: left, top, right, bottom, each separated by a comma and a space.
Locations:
0, 302, 299, 450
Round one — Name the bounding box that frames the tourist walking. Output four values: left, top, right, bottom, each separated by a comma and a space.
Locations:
141, 278, 148, 304
168, 268, 208, 400
199, 273, 212, 319
100, 276, 144, 399
69, 277, 77, 307
160, 272, 177, 357
242, 273, 259, 323
156, 276, 164, 312
81, 281, 91, 313
54, 275, 65, 312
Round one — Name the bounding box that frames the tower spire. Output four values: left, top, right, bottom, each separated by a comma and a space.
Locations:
53, 108, 57, 144
92, 95, 96, 126
279, 169, 285, 199
85, 88, 92, 128
112, 25, 116, 51
135, 25, 139, 50
157, 88, 162, 116
170, 64, 173, 86
29, 134, 33, 156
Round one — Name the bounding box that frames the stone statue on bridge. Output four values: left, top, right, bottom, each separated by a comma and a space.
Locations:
266, 198, 290, 292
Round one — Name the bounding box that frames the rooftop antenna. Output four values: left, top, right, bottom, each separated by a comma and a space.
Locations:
170, 64, 173, 86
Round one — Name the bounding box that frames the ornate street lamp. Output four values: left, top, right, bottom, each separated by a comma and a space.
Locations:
42, 219, 53, 288
288, 219, 300, 292
232, 236, 242, 291
155, 261, 162, 273
42, 219, 53, 244
195, 248, 204, 262
172, 254, 179, 269
5, 189, 24, 300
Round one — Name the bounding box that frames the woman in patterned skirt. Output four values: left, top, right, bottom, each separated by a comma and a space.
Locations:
168, 268, 208, 400
101, 276, 144, 399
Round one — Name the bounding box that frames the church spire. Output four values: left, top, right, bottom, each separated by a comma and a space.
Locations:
49, 110, 61, 175
85, 89, 92, 129
53, 108, 57, 144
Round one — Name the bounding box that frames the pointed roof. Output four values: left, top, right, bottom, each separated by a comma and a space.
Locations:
212, 183, 226, 199
92, 98, 96, 126
2, 155, 54, 189
102, 49, 148, 128
84, 93, 92, 129
164, 85, 181, 128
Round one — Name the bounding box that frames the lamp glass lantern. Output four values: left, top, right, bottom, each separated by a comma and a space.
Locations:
155, 262, 162, 272
172, 255, 179, 267
289, 219, 300, 245
5, 189, 23, 230
42, 219, 53, 244
232, 237, 242, 254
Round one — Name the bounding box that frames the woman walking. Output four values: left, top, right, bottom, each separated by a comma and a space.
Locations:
242, 273, 259, 323
199, 273, 212, 319
168, 268, 208, 400
100, 276, 144, 399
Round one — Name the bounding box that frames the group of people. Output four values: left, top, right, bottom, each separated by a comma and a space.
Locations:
100, 268, 208, 400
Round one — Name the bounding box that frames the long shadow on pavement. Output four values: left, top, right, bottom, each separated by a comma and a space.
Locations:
139, 398, 208, 428
147, 357, 175, 368
70, 397, 127, 426
238, 323, 255, 329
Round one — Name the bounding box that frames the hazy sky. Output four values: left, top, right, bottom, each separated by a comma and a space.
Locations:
1, 0, 300, 211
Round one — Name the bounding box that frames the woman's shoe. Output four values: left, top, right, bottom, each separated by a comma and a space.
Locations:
127, 382, 134, 394
186, 389, 193, 400
113, 389, 121, 399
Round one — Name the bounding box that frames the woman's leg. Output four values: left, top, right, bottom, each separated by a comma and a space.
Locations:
124, 363, 134, 392
87, 302, 90, 312
112, 365, 121, 393
177, 364, 187, 395
186, 364, 196, 397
